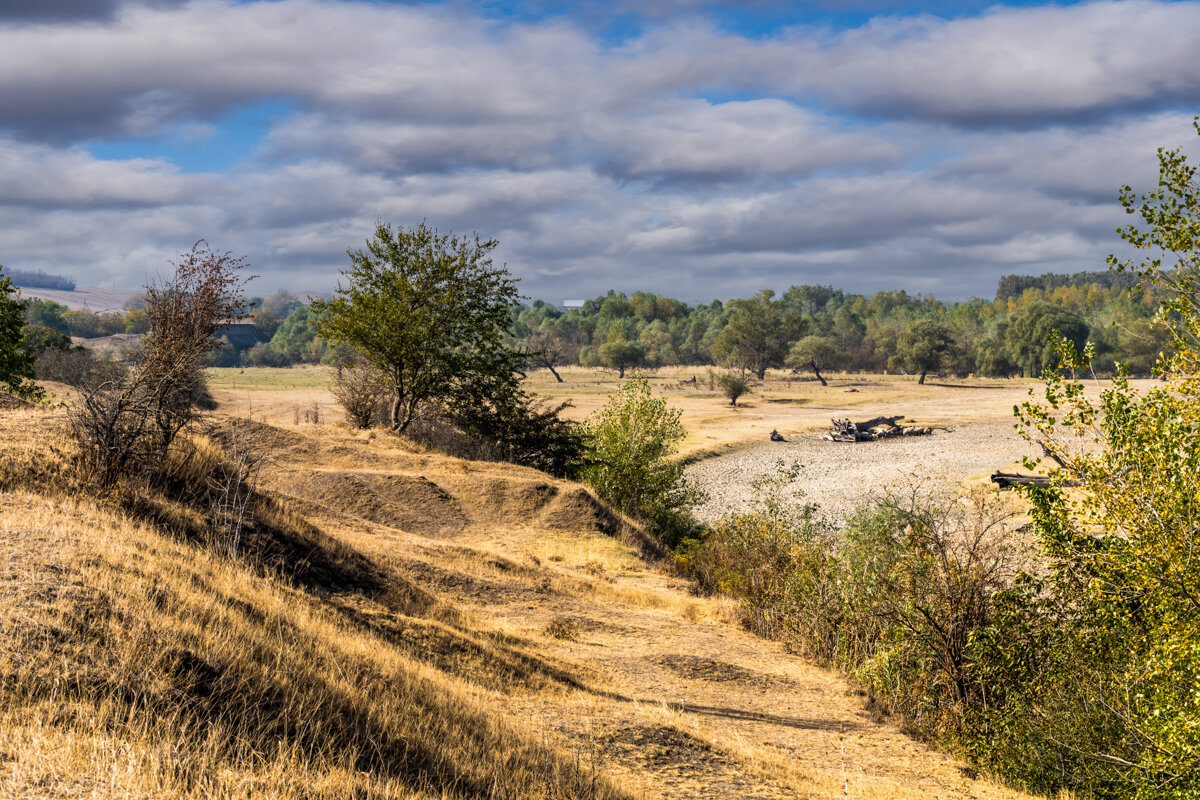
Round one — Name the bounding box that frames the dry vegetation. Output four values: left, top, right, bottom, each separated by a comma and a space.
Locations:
0, 380, 1043, 799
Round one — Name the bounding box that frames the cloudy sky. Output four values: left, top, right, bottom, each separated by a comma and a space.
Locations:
1, 0, 1198, 302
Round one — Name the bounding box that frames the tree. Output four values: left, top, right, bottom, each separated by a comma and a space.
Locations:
582, 378, 704, 545
717, 372, 750, 406
1005, 303, 1089, 377
70, 242, 250, 487
890, 320, 956, 384
313, 221, 520, 434
525, 326, 572, 382
786, 335, 844, 386
978, 121, 1200, 799
0, 266, 41, 399
711, 290, 801, 379
597, 329, 644, 379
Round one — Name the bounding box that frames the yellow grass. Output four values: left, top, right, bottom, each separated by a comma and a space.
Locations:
1, 395, 1042, 799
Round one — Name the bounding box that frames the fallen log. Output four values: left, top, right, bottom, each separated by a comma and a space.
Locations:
990, 470, 1082, 489
826, 415, 931, 442
990, 471, 1053, 488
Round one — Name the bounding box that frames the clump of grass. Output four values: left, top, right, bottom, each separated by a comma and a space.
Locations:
544, 615, 580, 641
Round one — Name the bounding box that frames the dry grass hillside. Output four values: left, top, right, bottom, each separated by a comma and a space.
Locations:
0, 400, 1035, 800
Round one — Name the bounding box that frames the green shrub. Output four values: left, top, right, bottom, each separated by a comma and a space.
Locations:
582, 377, 703, 545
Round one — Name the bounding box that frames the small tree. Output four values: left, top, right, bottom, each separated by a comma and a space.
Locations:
598, 329, 644, 379
786, 335, 843, 386
312, 221, 520, 433
890, 320, 957, 384
582, 377, 704, 545
70, 242, 249, 488
716, 373, 750, 406
0, 266, 42, 400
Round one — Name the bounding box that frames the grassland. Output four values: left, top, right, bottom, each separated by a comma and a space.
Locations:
0, 372, 1053, 799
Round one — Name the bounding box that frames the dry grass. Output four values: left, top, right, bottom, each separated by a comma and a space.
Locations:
1, 399, 1040, 799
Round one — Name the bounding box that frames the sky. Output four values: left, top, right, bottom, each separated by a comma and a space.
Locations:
1, 0, 1198, 303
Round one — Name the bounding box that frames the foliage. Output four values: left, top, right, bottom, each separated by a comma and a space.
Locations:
681, 470, 1018, 739
890, 319, 957, 383
581, 377, 704, 545
786, 335, 843, 386
1005, 302, 1089, 377
312, 221, 520, 433
0, 266, 42, 400
598, 329, 644, 378
2, 266, 75, 291
977, 120, 1200, 799
330, 355, 389, 429
716, 372, 750, 406
711, 290, 800, 379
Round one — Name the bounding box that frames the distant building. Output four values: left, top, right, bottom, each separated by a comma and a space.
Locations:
563, 299, 585, 309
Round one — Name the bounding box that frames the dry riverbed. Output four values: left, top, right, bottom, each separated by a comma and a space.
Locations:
688, 421, 1034, 524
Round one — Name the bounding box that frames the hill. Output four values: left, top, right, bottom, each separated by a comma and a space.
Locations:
16, 285, 140, 313
0, 403, 1032, 799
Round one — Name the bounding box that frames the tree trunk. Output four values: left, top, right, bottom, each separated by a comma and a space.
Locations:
546, 363, 564, 383
756, 367, 767, 380
919, 371, 927, 384
810, 360, 827, 386
390, 394, 403, 431
618, 364, 625, 379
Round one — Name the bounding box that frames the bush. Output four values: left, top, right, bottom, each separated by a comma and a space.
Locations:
683, 473, 1022, 740
716, 373, 750, 406
330, 357, 389, 429
582, 377, 703, 545
70, 242, 249, 489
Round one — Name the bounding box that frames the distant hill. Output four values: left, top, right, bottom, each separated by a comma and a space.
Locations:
17, 285, 141, 314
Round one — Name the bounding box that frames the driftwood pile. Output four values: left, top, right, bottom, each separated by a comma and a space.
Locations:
824, 415, 933, 442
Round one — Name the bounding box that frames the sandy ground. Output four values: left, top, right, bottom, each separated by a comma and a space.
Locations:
689, 421, 1033, 524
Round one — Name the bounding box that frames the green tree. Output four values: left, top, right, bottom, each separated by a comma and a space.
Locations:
716, 372, 750, 406
711, 290, 800, 379
598, 329, 644, 378
313, 221, 520, 433
0, 266, 41, 399
786, 335, 844, 386
980, 120, 1200, 799
890, 320, 956, 384
1005, 303, 1089, 377
582, 378, 704, 545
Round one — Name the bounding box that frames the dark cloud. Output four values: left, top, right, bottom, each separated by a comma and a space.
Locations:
0, 0, 185, 22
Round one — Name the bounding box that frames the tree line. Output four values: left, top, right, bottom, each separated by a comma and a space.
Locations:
12, 261, 1167, 383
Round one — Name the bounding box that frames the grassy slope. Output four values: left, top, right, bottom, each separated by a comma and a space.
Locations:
0, 401, 1034, 799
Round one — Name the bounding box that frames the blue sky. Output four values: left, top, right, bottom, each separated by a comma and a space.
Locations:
1, 0, 1198, 302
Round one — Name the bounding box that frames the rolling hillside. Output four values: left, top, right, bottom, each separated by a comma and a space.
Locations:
0, 402, 1033, 799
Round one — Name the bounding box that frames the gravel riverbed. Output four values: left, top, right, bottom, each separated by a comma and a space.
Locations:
687, 421, 1032, 524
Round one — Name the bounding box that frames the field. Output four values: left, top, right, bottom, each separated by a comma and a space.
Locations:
0, 367, 1062, 799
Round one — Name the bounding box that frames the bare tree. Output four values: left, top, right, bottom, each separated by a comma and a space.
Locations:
330, 355, 389, 428
70, 241, 251, 489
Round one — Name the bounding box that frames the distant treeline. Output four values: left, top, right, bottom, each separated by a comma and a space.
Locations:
8, 268, 76, 292
16, 269, 1169, 377
994, 269, 1139, 301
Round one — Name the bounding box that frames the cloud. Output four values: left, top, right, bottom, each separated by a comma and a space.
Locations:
0, 0, 1196, 301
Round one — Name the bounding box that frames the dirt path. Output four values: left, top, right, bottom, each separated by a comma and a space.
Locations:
470, 541, 1027, 800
